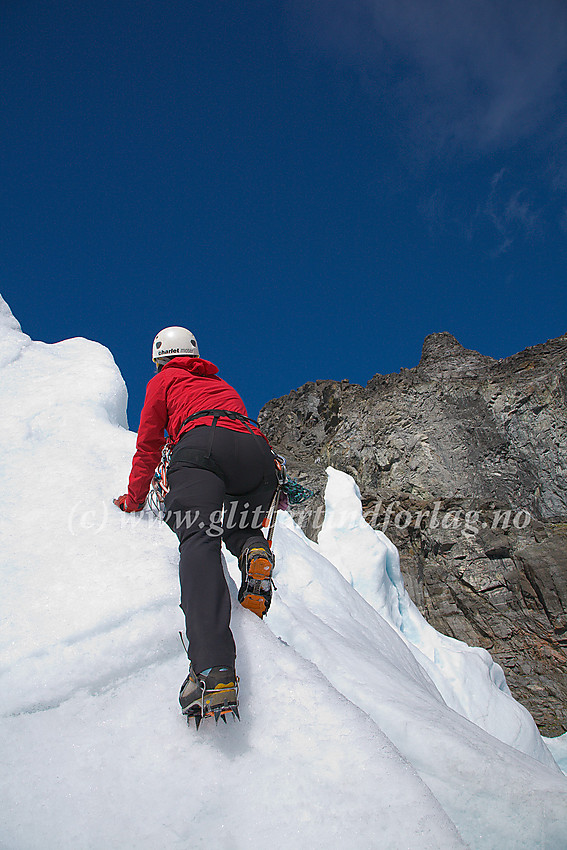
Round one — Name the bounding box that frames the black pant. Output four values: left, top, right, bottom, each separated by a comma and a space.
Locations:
164, 426, 277, 673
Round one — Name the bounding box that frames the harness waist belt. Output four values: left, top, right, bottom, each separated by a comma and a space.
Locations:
180, 409, 262, 438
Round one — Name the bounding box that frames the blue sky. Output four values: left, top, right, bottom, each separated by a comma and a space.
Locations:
1, 0, 566, 425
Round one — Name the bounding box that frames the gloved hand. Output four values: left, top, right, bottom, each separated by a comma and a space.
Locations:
113, 494, 144, 513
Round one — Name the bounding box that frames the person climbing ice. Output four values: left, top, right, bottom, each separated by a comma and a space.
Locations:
114, 326, 279, 727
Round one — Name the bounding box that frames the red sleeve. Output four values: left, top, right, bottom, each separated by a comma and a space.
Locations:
127, 375, 168, 508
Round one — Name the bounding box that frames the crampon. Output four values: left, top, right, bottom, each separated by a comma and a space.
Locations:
181, 666, 240, 730
238, 545, 276, 618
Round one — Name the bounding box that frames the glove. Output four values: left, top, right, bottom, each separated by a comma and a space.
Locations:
114, 494, 144, 513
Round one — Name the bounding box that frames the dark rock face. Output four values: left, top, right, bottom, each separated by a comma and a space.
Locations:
259, 332, 567, 735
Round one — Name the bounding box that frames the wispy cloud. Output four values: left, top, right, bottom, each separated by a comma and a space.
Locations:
482, 169, 542, 254
293, 0, 567, 151
423, 169, 544, 254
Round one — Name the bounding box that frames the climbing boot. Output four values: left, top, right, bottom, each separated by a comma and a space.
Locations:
238, 543, 275, 618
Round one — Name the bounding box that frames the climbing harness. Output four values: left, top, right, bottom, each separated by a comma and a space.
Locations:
147, 409, 314, 523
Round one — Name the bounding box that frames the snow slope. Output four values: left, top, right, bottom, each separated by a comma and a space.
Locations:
0, 295, 566, 850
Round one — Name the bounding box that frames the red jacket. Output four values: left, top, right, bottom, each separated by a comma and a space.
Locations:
126, 357, 260, 509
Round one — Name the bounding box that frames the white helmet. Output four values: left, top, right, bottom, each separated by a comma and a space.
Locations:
152, 326, 199, 364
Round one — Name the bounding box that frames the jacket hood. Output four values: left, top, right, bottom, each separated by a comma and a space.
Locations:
161, 356, 219, 377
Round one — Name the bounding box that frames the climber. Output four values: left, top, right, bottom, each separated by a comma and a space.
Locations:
114, 326, 278, 726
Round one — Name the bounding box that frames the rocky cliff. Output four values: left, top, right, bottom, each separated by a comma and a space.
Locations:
259, 332, 567, 735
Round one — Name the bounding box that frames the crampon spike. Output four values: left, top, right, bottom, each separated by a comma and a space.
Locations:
189, 703, 239, 728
